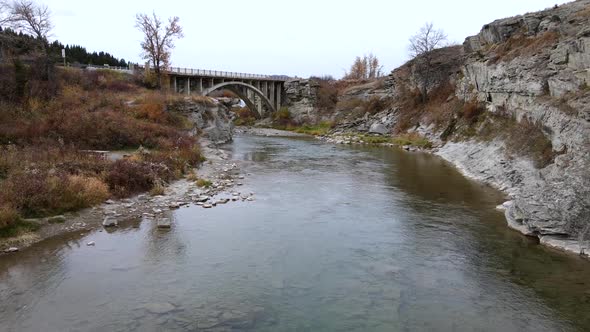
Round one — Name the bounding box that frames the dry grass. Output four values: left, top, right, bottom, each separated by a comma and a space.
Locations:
0, 205, 20, 229
505, 118, 555, 168
196, 178, 212, 188
392, 133, 432, 148
489, 31, 560, 64
575, 6, 590, 18
150, 183, 166, 196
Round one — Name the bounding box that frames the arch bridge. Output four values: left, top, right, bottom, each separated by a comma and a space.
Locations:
167, 67, 289, 117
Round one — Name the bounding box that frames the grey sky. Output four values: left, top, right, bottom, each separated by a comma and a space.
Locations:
46, 0, 572, 78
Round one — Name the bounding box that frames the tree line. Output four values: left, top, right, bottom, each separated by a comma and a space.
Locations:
0, 27, 128, 67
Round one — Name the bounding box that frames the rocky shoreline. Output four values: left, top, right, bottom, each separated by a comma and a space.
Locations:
0, 138, 254, 254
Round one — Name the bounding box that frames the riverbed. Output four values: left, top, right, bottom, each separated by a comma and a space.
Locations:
1, 134, 590, 331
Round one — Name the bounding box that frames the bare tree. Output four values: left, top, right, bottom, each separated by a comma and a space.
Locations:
5, 0, 52, 79
0, 0, 10, 25
408, 22, 447, 102
135, 12, 183, 89
8, 0, 51, 44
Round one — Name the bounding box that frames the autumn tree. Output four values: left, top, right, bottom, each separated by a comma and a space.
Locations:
345, 53, 383, 80
135, 12, 183, 89
408, 22, 447, 102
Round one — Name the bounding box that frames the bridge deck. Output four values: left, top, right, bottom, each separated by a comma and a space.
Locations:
167, 67, 289, 81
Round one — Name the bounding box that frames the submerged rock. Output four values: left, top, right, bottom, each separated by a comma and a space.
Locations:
144, 302, 176, 314
102, 217, 118, 227
157, 218, 171, 229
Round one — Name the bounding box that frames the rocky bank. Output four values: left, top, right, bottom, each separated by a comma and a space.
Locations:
285, 0, 590, 256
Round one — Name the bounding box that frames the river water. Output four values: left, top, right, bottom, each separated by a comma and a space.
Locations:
1, 134, 590, 331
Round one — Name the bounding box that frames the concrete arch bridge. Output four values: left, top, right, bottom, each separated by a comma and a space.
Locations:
167, 67, 289, 117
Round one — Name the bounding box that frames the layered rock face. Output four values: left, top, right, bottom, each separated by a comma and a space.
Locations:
283, 79, 319, 123
450, 0, 590, 243
169, 98, 235, 144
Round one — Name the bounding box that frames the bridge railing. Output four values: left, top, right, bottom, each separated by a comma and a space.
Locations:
166, 66, 290, 81
78, 63, 291, 81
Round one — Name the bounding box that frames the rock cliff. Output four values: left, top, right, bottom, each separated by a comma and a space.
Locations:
169, 97, 235, 144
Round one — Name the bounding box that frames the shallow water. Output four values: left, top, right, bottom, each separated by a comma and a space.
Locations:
1, 135, 590, 331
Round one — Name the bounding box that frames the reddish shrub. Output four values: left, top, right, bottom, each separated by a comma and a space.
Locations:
105, 160, 156, 198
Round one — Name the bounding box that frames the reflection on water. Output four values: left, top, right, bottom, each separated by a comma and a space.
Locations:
1, 135, 590, 331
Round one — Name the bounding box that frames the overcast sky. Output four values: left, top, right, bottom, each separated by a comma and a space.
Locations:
45, 0, 572, 78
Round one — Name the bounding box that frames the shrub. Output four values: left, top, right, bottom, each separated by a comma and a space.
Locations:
0, 205, 20, 229
362, 96, 391, 115
233, 107, 257, 126
316, 80, 339, 111
462, 100, 485, 123
0, 171, 52, 217
105, 160, 155, 198
196, 178, 212, 188
273, 107, 294, 127
150, 183, 166, 196
68, 175, 110, 206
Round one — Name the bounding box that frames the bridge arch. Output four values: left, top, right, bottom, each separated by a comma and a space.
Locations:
202, 81, 276, 117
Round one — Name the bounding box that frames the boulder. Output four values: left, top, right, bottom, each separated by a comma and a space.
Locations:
102, 217, 118, 227
369, 123, 389, 135
157, 218, 171, 229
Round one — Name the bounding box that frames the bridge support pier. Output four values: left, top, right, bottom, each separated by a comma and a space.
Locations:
198, 78, 203, 93
270, 82, 275, 112
187, 78, 191, 95
263, 82, 268, 101
276, 83, 282, 110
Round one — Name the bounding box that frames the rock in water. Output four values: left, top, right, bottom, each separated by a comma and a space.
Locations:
4, 247, 19, 253
86, 241, 96, 246
157, 218, 171, 229
102, 217, 118, 227
144, 302, 176, 314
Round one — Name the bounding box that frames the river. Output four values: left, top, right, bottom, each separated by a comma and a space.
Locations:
1, 134, 590, 331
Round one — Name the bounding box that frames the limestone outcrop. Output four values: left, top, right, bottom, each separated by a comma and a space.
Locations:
169, 97, 235, 144
283, 79, 319, 123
